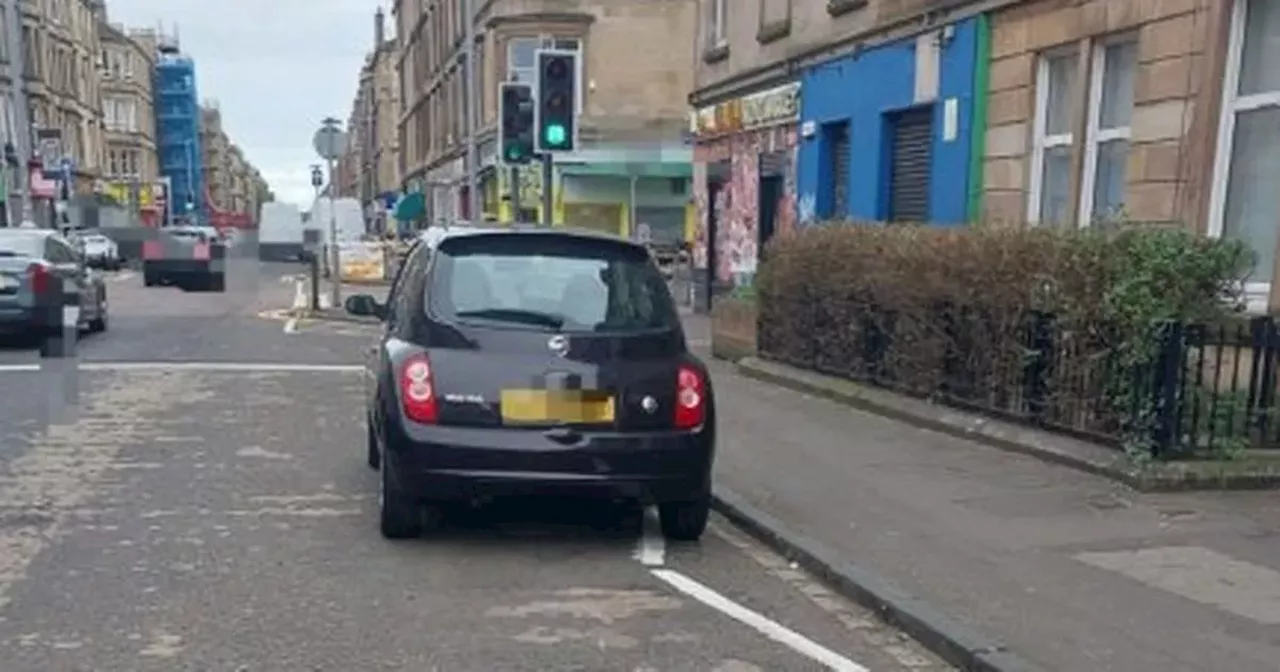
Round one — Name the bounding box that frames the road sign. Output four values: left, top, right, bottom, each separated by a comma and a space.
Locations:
312, 125, 347, 160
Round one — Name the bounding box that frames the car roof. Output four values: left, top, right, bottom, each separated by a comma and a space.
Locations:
0, 228, 53, 238
424, 224, 640, 250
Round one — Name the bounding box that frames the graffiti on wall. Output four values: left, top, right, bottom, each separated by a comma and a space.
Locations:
797, 193, 816, 224
692, 126, 797, 289
692, 161, 708, 270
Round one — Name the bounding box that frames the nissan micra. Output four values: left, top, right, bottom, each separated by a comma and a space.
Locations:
346, 226, 715, 541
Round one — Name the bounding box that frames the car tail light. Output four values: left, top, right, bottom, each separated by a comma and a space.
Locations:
142, 240, 161, 259
399, 353, 438, 423
26, 262, 51, 294
192, 242, 210, 260
674, 365, 705, 429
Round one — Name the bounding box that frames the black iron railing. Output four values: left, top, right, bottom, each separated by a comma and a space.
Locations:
759, 304, 1280, 457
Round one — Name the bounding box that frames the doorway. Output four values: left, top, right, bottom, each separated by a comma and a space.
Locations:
758, 151, 786, 259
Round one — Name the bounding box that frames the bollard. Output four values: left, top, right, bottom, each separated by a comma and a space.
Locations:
309, 252, 321, 311
39, 276, 78, 359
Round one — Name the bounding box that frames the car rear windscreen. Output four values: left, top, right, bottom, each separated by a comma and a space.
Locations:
0, 234, 43, 258
428, 234, 678, 333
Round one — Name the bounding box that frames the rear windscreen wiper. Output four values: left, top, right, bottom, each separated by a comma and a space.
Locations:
455, 308, 565, 329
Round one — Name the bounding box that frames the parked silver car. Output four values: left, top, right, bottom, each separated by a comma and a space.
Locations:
0, 229, 108, 341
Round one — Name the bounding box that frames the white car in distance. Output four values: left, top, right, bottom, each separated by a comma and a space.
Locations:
80, 232, 121, 270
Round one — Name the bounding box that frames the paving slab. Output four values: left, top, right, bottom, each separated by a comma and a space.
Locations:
707, 356, 1280, 672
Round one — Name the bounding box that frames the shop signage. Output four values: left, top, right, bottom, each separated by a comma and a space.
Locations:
103, 181, 166, 210
690, 82, 800, 137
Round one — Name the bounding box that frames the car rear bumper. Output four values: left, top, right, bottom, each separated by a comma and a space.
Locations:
386, 422, 713, 503
144, 260, 220, 276
0, 305, 46, 334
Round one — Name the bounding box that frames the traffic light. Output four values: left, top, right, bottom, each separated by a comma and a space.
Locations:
499, 82, 535, 164
535, 50, 578, 153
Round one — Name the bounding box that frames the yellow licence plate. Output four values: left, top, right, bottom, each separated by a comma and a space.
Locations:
500, 389, 615, 424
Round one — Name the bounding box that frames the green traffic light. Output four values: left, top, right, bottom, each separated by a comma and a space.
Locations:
506, 146, 523, 160
544, 124, 566, 146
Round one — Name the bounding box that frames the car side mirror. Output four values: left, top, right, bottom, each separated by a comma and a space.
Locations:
345, 294, 384, 319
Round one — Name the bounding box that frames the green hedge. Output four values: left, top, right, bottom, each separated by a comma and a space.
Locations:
755, 223, 1252, 453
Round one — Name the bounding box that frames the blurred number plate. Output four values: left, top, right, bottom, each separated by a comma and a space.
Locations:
500, 389, 614, 424
0, 275, 15, 289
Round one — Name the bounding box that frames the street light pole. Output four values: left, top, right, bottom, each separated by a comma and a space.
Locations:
326, 157, 340, 308
463, 0, 479, 221
3, 0, 34, 226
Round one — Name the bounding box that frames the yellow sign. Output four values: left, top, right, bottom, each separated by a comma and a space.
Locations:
103, 181, 163, 208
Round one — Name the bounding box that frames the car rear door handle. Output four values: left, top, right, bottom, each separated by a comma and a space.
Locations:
544, 427, 582, 445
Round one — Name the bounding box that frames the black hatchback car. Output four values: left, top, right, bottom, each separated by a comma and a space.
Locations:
346, 227, 715, 541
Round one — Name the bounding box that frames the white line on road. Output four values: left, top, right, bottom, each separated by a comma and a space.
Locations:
78, 361, 363, 373
633, 508, 666, 566
651, 568, 870, 672
0, 364, 40, 372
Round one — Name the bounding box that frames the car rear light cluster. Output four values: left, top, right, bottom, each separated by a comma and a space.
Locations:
26, 262, 51, 294
674, 365, 705, 429
400, 353, 439, 423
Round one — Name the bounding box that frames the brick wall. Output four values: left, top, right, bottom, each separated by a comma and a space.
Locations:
982, 0, 1222, 228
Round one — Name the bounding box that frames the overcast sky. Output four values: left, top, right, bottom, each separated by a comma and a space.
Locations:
105, 0, 386, 206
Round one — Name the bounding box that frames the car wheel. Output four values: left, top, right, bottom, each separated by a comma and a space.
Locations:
143, 270, 158, 286
379, 451, 422, 539
366, 413, 381, 470
207, 274, 226, 292
658, 496, 710, 542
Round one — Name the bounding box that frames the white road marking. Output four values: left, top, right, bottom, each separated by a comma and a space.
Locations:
292, 280, 306, 309
1076, 545, 1280, 624
651, 569, 869, 671
77, 361, 362, 373
633, 508, 666, 566
0, 364, 40, 372
283, 317, 299, 333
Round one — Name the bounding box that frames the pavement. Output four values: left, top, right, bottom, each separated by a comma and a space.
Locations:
0, 261, 951, 671
704, 352, 1280, 672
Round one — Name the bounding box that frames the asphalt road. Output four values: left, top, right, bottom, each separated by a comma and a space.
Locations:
0, 261, 951, 671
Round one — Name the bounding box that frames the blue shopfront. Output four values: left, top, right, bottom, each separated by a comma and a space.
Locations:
796, 18, 981, 225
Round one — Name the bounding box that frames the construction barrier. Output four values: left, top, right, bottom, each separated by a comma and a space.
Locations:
337, 241, 387, 284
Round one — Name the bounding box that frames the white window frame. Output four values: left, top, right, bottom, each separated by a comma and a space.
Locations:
1209, 0, 1280, 311
1027, 49, 1076, 225
1079, 35, 1137, 225
505, 35, 583, 113
708, 0, 728, 47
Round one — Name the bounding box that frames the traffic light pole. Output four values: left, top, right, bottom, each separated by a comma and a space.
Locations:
541, 154, 553, 227
509, 166, 520, 223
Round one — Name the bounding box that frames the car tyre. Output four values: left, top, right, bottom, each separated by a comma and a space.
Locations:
366, 414, 381, 470
379, 451, 422, 539
658, 496, 710, 542
143, 269, 159, 287
206, 274, 225, 292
